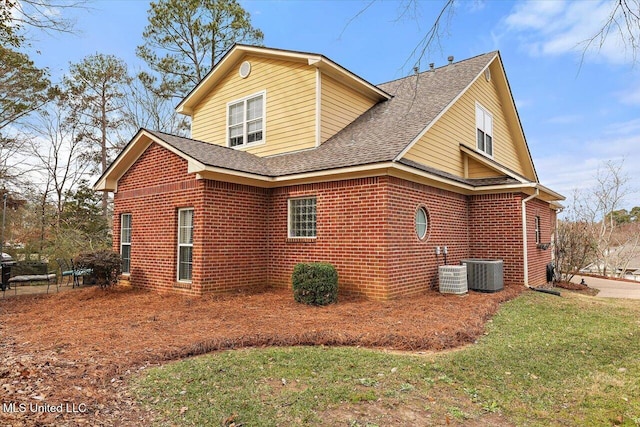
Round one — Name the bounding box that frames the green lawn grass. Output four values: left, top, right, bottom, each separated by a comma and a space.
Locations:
132, 292, 640, 426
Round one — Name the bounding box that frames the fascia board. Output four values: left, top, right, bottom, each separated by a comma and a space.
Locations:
177, 45, 390, 115
94, 130, 206, 192
493, 52, 539, 182
94, 129, 151, 192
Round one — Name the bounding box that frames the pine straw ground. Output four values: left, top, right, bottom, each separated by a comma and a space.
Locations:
0, 284, 522, 426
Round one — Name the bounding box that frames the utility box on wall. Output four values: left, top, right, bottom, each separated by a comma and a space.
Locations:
460, 259, 504, 292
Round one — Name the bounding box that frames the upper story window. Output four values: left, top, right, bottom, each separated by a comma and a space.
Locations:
475, 103, 493, 156
228, 91, 264, 148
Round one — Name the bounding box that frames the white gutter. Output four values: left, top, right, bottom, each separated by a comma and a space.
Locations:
522, 189, 539, 288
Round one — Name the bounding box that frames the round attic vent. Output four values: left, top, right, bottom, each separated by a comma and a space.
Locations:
484, 68, 491, 82
239, 61, 251, 78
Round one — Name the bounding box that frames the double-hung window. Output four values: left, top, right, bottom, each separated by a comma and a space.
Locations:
534, 216, 541, 244
228, 92, 264, 148
120, 214, 132, 274
476, 103, 493, 156
288, 197, 317, 238
177, 208, 194, 282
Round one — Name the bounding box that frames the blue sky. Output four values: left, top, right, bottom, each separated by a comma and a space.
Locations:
25, 0, 640, 208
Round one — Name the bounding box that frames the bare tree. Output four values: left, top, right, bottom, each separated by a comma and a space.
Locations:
608, 223, 640, 277
559, 159, 638, 279
582, 0, 640, 64
1, 0, 86, 48
349, 0, 640, 71
555, 190, 598, 282
63, 53, 131, 217
26, 101, 90, 230
583, 160, 632, 276
123, 74, 190, 136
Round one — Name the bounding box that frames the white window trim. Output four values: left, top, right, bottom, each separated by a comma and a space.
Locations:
534, 216, 541, 244
226, 90, 266, 150
287, 197, 317, 239
177, 208, 194, 283
475, 102, 494, 157
120, 213, 132, 275
415, 206, 429, 240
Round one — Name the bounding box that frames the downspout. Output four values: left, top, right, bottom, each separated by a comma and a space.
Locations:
522, 188, 539, 288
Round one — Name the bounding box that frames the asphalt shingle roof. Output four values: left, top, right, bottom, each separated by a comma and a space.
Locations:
147, 130, 273, 176
147, 51, 507, 186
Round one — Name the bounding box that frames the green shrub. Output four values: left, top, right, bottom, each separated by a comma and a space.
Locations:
292, 262, 338, 306
74, 250, 122, 289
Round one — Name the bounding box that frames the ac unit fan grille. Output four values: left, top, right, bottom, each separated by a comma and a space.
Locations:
438, 265, 468, 294
461, 259, 503, 292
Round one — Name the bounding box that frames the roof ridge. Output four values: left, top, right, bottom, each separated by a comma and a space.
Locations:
376, 50, 498, 87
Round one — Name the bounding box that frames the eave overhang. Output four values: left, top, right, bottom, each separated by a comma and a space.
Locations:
459, 143, 529, 183
176, 44, 391, 116
96, 134, 564, 205
394, 52, 538, 183
94, 129, 207, 192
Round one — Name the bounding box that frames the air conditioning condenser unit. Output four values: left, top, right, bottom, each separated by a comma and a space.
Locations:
438, 265, 468, 295
460, 259, 503, 292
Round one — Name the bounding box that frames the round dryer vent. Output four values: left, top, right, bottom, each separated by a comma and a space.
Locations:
239, 61, 251, 78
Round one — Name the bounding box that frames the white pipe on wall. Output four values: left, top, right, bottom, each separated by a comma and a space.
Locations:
522, 189, 539, 288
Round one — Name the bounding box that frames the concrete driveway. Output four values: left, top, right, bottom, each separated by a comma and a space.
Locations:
571, 275, 640, 299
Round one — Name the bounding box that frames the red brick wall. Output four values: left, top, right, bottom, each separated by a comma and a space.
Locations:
198, 180, 269, 294
386, 177, 470, 298
114, 143, 203, 295
114, 143, 270, 296
469, 193, 524, 285
468, 193, 554, 286
525, 197, 555, 286
112, 143, 556, 298
267, 177, 390, 299
267, 177, 473, 299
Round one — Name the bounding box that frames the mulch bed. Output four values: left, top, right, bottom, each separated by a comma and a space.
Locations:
0, 284, 522, 426
555, 281, 600, 296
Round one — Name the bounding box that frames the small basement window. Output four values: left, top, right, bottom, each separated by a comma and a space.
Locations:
415, 206, 429, 240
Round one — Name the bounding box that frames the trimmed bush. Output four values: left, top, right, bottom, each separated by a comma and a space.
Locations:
74, 250, 122, 289
292, 262, 338, 306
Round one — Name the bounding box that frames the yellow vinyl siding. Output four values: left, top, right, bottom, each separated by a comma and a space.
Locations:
467, 157, 502, 178
403, 61, 531, 180
320, 73, 377, 143
191, 55, 316, 157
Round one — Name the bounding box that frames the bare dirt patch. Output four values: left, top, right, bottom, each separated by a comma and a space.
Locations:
0, 285, 521, 426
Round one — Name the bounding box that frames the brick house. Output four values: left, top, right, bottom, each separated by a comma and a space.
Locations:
95, 44, 564, 299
